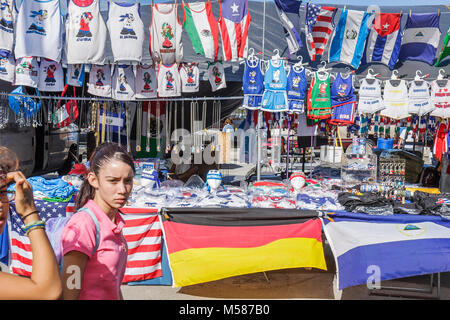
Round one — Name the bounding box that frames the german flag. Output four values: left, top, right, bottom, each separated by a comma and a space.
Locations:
161, 208, 327, 287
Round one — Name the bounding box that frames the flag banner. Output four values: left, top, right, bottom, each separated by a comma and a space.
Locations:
274, 0, 302, 54
10, 201, 162, 284
363, 12, 402, 70
328, 9, 373, 69
161, 208, 326, 287
398, 13, 441, 65
322, 211, 450, 290
435, 27, 450, 66
305, 3, 337, 61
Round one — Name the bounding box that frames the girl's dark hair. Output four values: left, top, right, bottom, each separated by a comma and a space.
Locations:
74, 142, 135, 211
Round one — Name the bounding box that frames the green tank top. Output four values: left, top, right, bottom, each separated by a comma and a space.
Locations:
310, 72, 331, 110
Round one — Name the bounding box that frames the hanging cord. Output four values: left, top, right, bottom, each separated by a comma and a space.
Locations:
146, 102, 152, 153
156, 101, 161, 153
136, 101, 142, 152
126, 102, 132, 153
101, 102, 106, 144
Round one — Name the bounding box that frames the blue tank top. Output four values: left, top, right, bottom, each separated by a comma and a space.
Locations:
264, 59, 287, 91
286, 65, 307, 100
243, 58, 264, 95
331, 73, 356, 107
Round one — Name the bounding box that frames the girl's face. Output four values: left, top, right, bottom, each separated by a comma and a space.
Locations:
89, 159, 134, 210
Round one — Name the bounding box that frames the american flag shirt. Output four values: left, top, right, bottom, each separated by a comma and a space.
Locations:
304, 3, 336, 61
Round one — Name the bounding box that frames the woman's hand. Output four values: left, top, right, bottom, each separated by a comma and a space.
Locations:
6, 171, 37, 220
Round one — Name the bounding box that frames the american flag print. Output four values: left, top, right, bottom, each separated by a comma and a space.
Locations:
304, 3, 336, 61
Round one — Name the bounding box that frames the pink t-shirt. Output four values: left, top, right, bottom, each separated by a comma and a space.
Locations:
62, 199, 128, 300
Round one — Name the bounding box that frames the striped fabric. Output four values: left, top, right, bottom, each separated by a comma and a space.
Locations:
305, 3, 337, 61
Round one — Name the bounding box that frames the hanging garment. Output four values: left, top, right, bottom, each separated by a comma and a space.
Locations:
408, 80, 433, 116
149, 3, 183, 65
380, 79, 410, 120
357, 78, 384, 115
157, 63, 181, 97
112, 64, 136, 101
304, 4, 337, 61
307, 71, 332, 120
0, 0, 15, 52
242, 57, 264, 110
433, 122, 448, 162
435, 27, 450, 66
180, 62, 199, 93
207, 61, 227, 92
362, 12, 402, 70
65, 0, 107, 65
286, 64, 307, 114
66, 64, 85, 87
274, 0, 302, 55
13, 56, 39, 88
107, 1, 144, 63
135, 64, 157, 99
398, 13, 441, 65
329, 73, 356, 125
328, 9, 373, 69
261, 59, 288, 113
14, 0, 63, 62
182, 1, 219, 61
0, 51, 15, 83
218, 0, 251, 61
38, 59, 64, 92
430, 79, 450, 119
87, 64, 112, 97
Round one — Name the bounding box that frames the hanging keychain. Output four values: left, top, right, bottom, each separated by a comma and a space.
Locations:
136, 101, 142, 152
146, 101, 152, 153
125, 102, 131, 153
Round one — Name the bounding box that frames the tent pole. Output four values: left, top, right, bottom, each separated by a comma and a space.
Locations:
257, 0, 267, 182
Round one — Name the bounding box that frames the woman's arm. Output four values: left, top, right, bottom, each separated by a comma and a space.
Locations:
0, 171, 62, 300
61, 251, 89, 300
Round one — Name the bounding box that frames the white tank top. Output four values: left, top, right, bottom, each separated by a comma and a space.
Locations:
409, 80, 430, 100
87, 64, 112, 97
180, 62, 199, 93
207, 61, 226, 92
112, 64, 136, 101
358, 78, 382, 99
0, 0, 15, 52
0, 53, 15, 83
66, 64, 85, 87
431, 79, 450, 108
38, 58, 64, 92
149, 4, 183, 65
14, 0, 63, 62
157, 63, 181, 97
65, 0, 107, 65
135, 64, 157, 99
13, 56, 39, 88
107, 1, 144, 63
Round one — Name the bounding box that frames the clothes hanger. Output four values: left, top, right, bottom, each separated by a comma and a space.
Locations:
360, 68, 379, 84
293, 55, 308, 71
437, 69, 446, 80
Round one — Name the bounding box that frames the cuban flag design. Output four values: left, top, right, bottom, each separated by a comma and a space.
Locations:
398, 12, 441, 65
362, 12, 402, 70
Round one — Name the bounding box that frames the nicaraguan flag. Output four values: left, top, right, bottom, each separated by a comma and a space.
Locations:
398, 13, 441, 65
328, 9, 373, 69
322, 211, 450, 290
435, 27, 450, 66
362, 12, 402, 70
274, 0, 302, 54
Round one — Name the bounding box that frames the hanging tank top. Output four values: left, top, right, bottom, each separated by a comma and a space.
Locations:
107, 1, 144, 63
65, 0, 107, 65
0, 0, 15, 52
309, 72, 331, 110
14, 0, 63, 62
135, 64, 157, 99
38, 58, 64, 92
286, 65, 307, 101
149, 4, 183, 65
180, 62, 199, 93
112, 64, 136, 101
264, 59, 287, 91
182, 1, 219, 61
87, 64, 112, 97
357, 78, 384, 114
66, 64, 86, 87
431, 79, 450, 108
207, 61, 226, 92
157, 63, 181, 97
380, 79, 409, 119
331, 73, 356, 107
0, 52, 15, 83
242, 58, 264, 110
408, 80, 432, 115
13, 56, 39, 88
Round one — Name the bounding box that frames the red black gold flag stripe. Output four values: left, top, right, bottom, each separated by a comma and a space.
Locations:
161, 208, 327, 287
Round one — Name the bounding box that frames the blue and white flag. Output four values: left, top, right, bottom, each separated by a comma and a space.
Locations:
322, 211, 450, 290
274, 0, 302, 54
398, 13, 441, 65
328, 9, 373, 69
362, 12, 402, 70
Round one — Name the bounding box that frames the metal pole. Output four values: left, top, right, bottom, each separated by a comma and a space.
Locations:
257, 0, 267, 181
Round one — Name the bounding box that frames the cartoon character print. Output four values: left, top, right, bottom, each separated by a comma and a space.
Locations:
0, 55, 8, 74
119, 13, 135, 36
161, 22, 174, 49
213, 66, 222, 84
318, 82, 328, 97
76, 12, 93, 38
27, 10, 48, 35
45, 64, 57, 83
119, 72, 127, 91
272, 69, 280, 84
143, 71, 152, 90
96, 68, 105, 86
249, 70, 256, 84
337, 83, 348, 97
165, 70, 174, 90
186, 66, 195, 84
0, 1, 13, 31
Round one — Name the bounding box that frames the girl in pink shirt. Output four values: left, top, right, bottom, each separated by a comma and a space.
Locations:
61, 143, 135, 300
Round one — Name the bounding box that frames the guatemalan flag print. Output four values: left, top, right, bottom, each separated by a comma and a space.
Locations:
328, 9, 373, 69
398, 13, 441, 65
218, 0, 251, 61
362, 12, 402, 70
